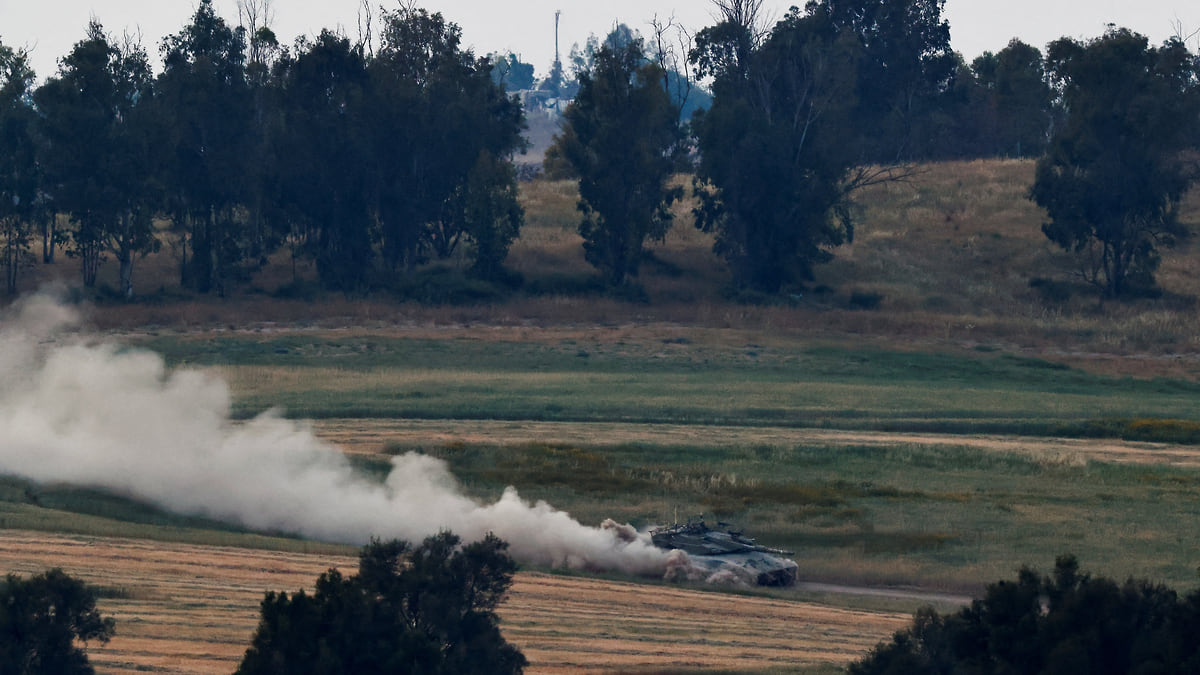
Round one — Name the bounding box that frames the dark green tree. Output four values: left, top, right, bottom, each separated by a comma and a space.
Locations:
972, 39, 1053, 157
34, 22, 159, 296
156, 0, 253, 296
850, 555, 1200, 674
0, 40, 38, 295
235, 533, 527, 675
552, 39, 683, 286
803, 0, 956, 161
1030, 29, 1200, 299
690, 7, 868, 293
0, 568, 116, 675
452, 151, 524, 281
368, 6, 525, 276
275, 31, 375, 293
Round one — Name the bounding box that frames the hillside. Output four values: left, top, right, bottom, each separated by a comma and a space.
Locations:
15, 159, 1199, 379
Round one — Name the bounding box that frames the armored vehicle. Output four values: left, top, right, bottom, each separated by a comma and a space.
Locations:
651, 518, 799, 586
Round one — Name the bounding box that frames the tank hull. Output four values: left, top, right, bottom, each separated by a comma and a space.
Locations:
651, 521, 799, 587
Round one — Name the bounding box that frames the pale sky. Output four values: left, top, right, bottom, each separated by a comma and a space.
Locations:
2, 1, 1198, 82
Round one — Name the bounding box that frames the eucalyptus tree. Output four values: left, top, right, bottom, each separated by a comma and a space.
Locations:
368, 6, 525, 276
551, 39, 683, 286
0, 40, 38, 295
0, 568, 115, 674
34, 21, 158, 296
156, 0, 252, 295
690, 0, 952, 293
691, 8, 862, 293
803, 0, 956, 161
971, 39, 1054, 157
274, 30, 375, 292
1031, 29, 1200, 298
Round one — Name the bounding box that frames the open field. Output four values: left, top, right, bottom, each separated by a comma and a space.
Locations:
0, 530, 907, 674
4, 159, 1200, 671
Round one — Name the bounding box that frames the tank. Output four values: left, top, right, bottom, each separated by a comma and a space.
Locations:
651, 518, 799, 587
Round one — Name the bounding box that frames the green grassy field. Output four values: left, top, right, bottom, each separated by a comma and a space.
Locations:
138, 332, 1200, 440
122, 329, 1200, 592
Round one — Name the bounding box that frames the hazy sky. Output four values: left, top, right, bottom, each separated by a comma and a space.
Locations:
2, 1, 1198, 81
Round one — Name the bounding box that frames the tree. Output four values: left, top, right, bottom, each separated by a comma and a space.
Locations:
551, 39, 683, 286
489, 52, 535, 91
1030, 29, 1200, 298
452, 150, 524, 281
0, 40, 38, 295
275, 31, 375, 292
368, 6, 526, 278
157, 0, 253, 296
690, 7, 870, 293
972, 39, 1053, 157
849, 555, 1200, 674
34, 21, 160, 297
236, 533, 527, 675
803, 0, 956, 161
0, 568, 116, 675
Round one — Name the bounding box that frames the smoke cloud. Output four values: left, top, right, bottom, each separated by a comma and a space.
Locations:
0, 294, 674, 575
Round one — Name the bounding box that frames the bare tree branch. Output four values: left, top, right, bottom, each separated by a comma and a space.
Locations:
708, 0, 774, 46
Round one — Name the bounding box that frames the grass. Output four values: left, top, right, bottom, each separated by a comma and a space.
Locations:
130, 333, 1200, 440
404, 439, 1200, 593
0, 475, 352, 556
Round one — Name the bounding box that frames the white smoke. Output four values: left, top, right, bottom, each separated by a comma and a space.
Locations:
0, 293, 675, 576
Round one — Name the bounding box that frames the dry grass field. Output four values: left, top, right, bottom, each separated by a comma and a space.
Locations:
23, 159, 1192, 365
0, 530, 908, 674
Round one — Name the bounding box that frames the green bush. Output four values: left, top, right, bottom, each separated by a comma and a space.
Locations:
850, 555, 1200, 674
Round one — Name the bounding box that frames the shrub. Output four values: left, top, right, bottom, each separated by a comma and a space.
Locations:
236, 533, 527, 675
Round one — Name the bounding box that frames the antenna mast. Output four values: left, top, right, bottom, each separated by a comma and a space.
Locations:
554, 10, 562, 66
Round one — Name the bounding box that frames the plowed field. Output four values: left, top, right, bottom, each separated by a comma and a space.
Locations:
0, 530, 909, 674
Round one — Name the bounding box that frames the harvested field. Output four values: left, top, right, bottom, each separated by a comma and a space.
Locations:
315, 418, 1200, 468
0, 529, 910, 674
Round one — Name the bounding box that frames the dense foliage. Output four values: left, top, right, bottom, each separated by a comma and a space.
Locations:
550, 39, 683, 286
0, 42, 38, 295
1031, 29, 1200, 298
851, 555, 1200, 674
1, 0, 525, 298
690, 0, 959, 292
236, 533, 526, 675
0, 569, 115, 675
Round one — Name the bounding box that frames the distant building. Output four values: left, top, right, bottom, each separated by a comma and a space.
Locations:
518, 89, 565, 118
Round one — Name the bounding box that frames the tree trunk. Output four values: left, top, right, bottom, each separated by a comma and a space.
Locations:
81, 240, 100, 288
118, 249, 134, 299
4, 231, 17, 296
41, 215, 56, 264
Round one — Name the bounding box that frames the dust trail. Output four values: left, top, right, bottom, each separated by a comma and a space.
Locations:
0, 294, 673, 575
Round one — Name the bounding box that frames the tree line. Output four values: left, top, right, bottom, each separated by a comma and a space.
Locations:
1, 0, 1197, 301
1, 0, 525, 299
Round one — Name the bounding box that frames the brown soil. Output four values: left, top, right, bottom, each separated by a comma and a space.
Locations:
0, 530, 909, 674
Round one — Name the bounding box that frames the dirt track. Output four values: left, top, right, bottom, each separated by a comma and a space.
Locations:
0, 530, 910, 674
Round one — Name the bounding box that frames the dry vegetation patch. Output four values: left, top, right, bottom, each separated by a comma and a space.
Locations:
0, 530, 907, 674
10, 158, 1198, 365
